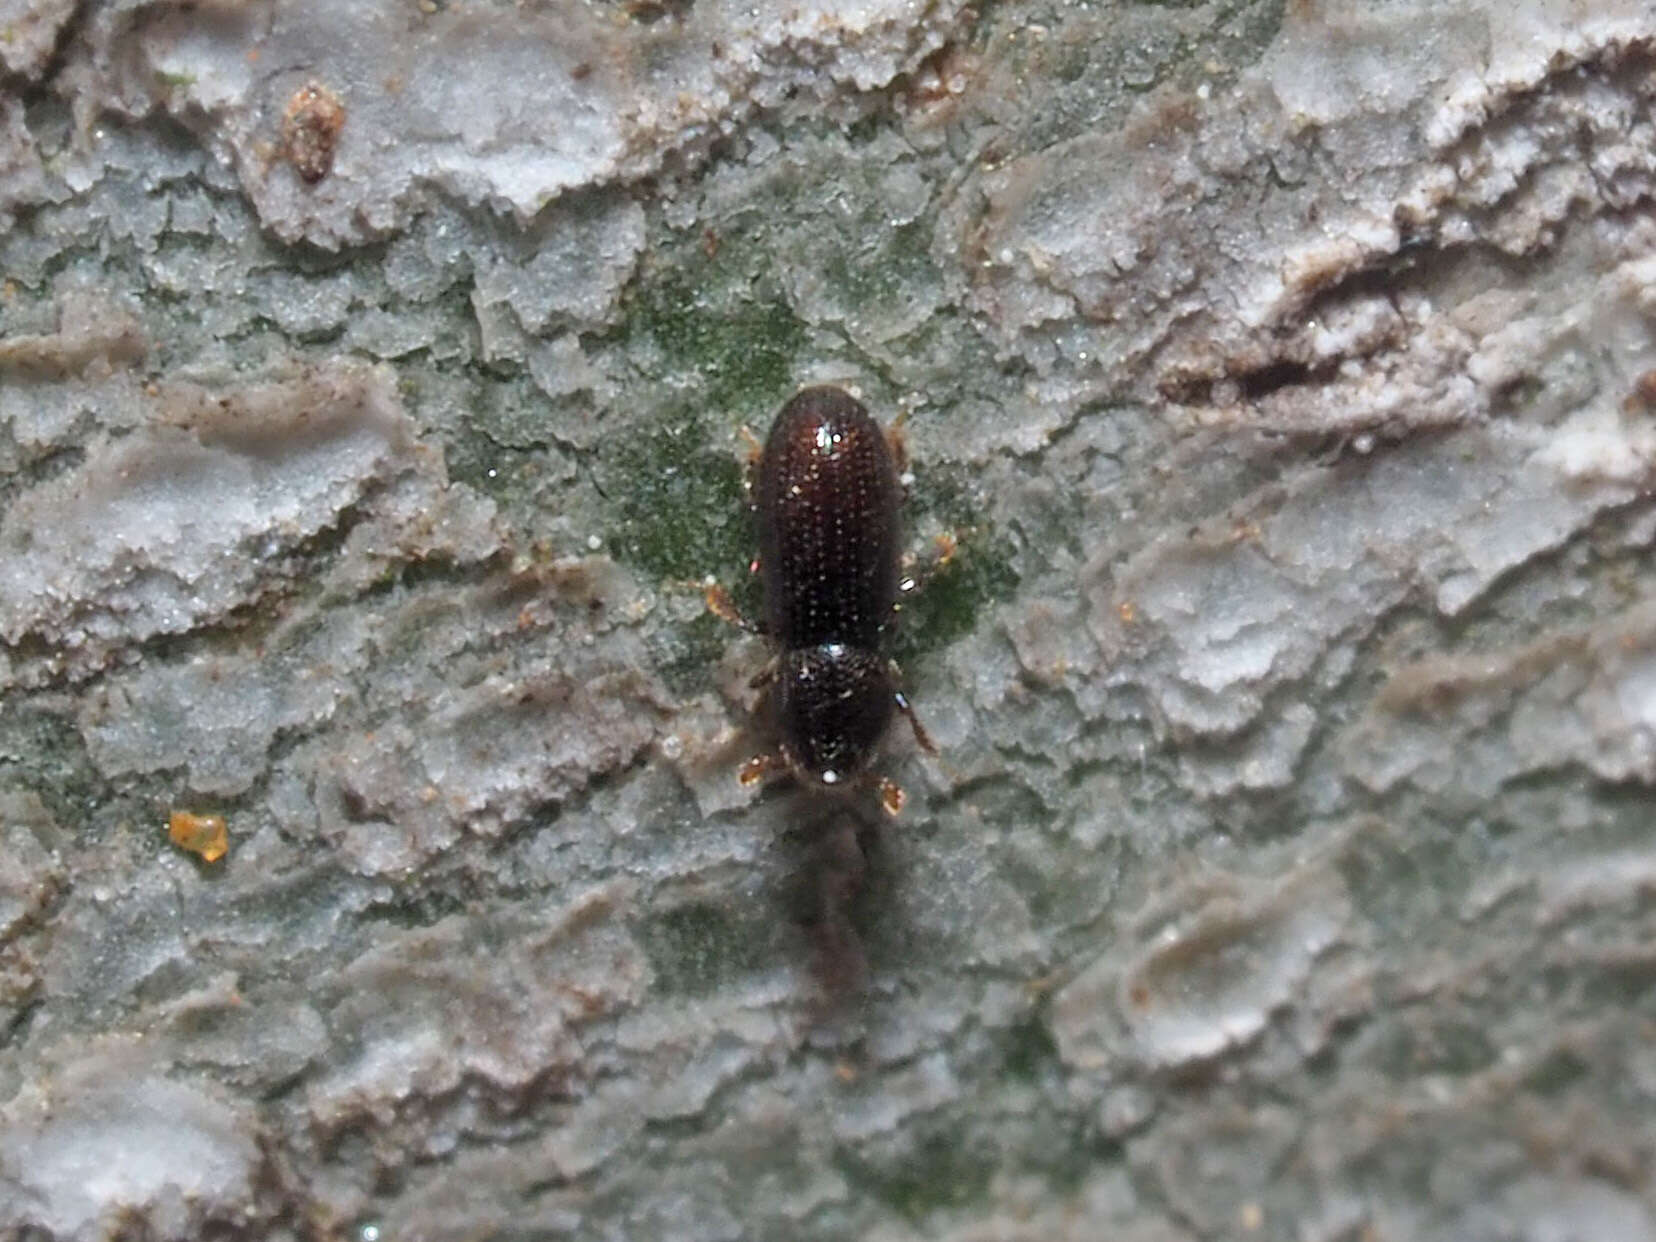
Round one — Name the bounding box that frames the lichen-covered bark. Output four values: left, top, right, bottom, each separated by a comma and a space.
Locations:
3, 1, 1655, 1239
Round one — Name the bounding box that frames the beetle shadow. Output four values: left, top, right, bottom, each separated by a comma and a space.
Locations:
776, 797, 890, 1035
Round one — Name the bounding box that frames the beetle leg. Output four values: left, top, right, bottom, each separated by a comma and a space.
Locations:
739, 752, 787, 788
892, 687, 938, 756
874, 775, 907, 817
884, 408, 911, 478
895, 531, 959, 605
749, 659, 778, 690
739, 424, 764, 495
704, 582, 764, 634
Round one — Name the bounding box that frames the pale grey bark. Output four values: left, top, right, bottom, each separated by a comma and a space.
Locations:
2, 1, 1655, 1238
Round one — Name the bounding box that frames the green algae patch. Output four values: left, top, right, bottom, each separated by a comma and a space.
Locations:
894, 461, 1021, 665
601, 411, 751, 585
624, 271, 805, 415
598, 258, 804, 602
837, 1128, 996, 1224
1001, 1011, 1063, 1082
892, 532, 1019, 666
651, 608, 739, 698
639, 899, 776, 994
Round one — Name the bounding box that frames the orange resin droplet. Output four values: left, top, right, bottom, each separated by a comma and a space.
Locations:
168, 811, 228, 863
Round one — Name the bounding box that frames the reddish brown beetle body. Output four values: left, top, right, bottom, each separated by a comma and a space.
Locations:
756, 387, 903, 651
709, 385, 935, 812
757, 387, 904, 791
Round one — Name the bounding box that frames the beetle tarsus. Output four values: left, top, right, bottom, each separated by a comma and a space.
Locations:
875, 776, 907, 817
896, 531, 959, 603
740, 752, 787, 787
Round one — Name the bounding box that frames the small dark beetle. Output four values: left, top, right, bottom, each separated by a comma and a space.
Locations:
708, 386, 938, 814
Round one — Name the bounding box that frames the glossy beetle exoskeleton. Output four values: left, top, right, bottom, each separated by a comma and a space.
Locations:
707, 385, 938, 815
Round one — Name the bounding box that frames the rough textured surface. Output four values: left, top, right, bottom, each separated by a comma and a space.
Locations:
3, 0, 1656, 1238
